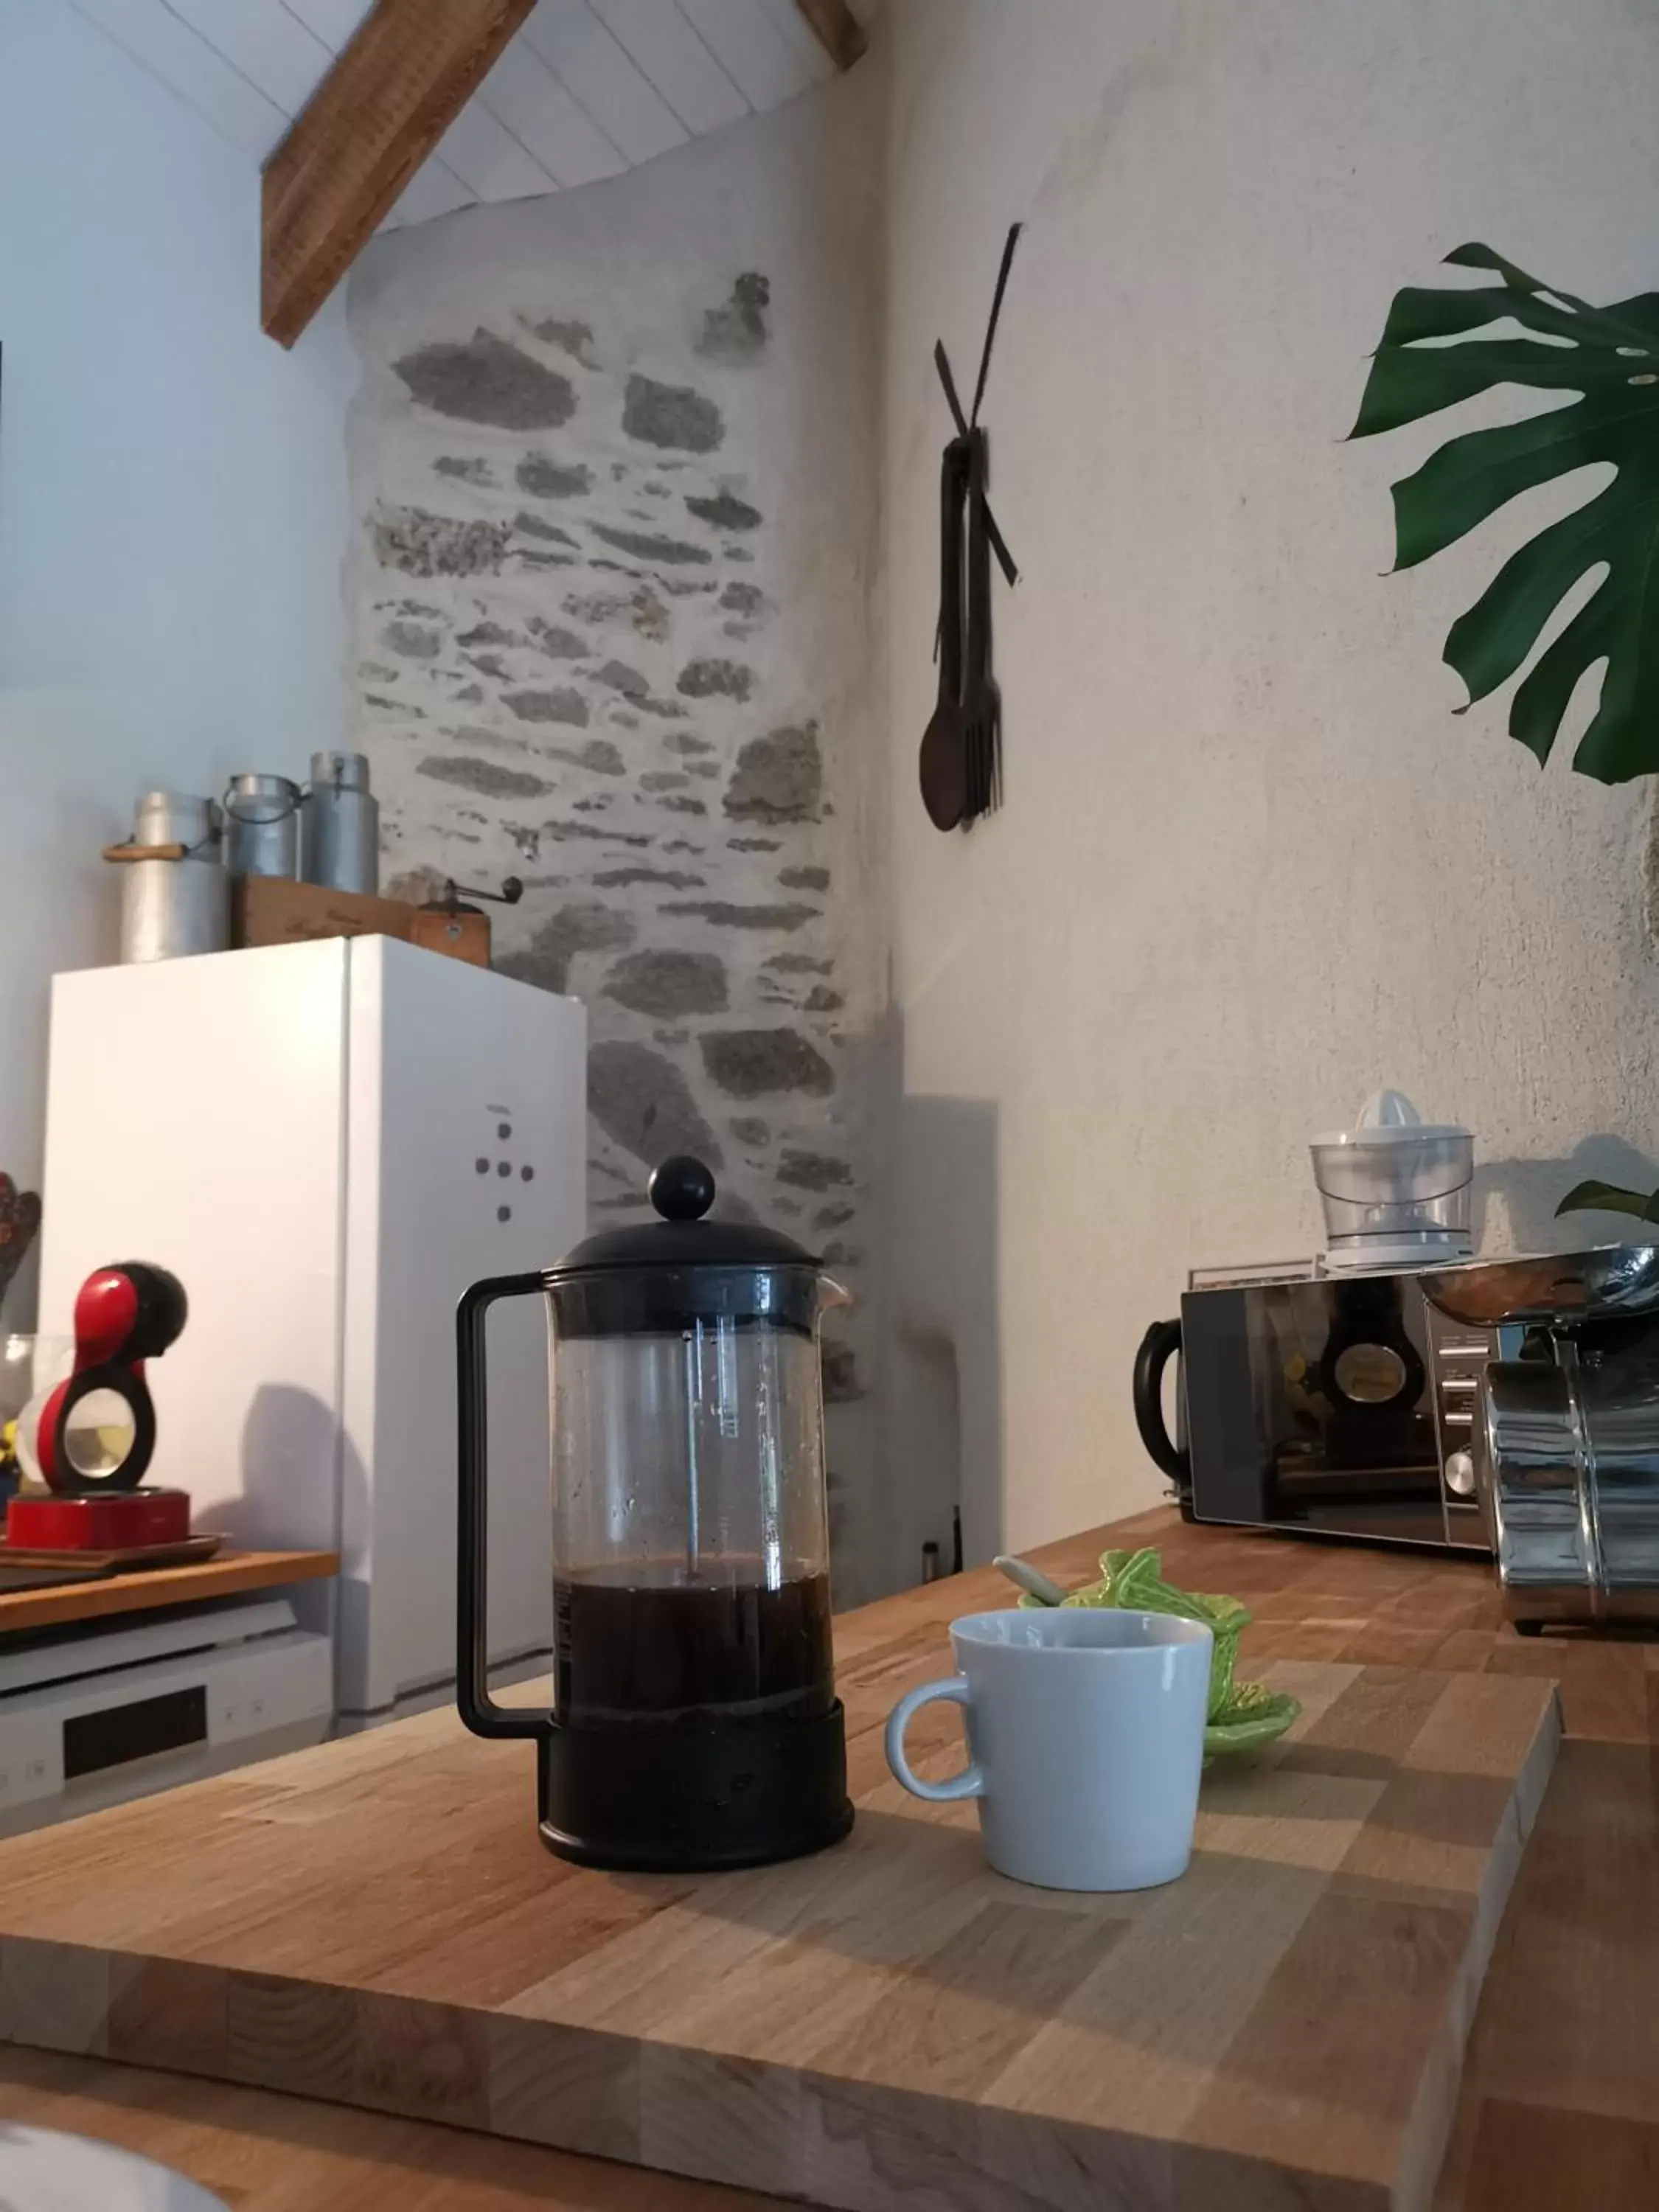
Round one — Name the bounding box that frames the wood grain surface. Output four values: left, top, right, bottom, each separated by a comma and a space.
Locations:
0, 1513, 1559, 2212
2, 1511, 1650, 2210
1016, 1514, 1659, 2212
261, 0, 537, 347
234, 876, 417, 948
0, 2044, 780, 2211
0, 1547, 338, 1635
1093, 1509, 1659, 1744
792, 0, 869, 71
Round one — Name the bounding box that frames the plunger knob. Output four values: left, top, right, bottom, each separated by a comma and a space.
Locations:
650, 1157, 716, 1222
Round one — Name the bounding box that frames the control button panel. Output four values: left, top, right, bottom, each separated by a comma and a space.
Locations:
1424, 1307, 1500, 1545
477, 1102, 538, 1228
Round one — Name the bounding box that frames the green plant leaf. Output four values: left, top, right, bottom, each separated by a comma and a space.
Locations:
1554, 1178, 1659, 1220
1352, 243, 1659, 782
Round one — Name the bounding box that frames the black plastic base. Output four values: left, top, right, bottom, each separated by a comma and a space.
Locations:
535, 1699, 853, 1873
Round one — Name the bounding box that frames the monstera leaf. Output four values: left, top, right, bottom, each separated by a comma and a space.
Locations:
1557, 1178, 1659, 1221
1352, 244, 1659, 782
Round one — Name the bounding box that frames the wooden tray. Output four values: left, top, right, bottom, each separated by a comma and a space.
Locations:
234, 878, 488, 965
0, 1652, 1559, 2212
0, 1534, 223, 1573
0, 1562, 108, 1596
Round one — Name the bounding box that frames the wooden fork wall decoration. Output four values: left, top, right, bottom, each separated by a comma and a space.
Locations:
918, 223, 1022, 832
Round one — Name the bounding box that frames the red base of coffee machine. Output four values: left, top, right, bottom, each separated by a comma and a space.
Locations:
7, 1488, 191, 1552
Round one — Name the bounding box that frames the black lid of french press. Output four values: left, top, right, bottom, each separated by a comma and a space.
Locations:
544, 1159, 822, 1336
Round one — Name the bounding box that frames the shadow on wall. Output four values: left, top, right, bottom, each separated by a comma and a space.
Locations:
1476, 1135, 1659, 1254
882, 1091, 1002, 1579
212, 1382, 358, 1655
204, 1382, 346, 1554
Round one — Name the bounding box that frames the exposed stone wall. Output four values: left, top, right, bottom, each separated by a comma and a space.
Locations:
344, 71, 888, 1593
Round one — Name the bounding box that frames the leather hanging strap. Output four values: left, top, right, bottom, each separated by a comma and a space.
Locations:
932, 222, 1023, 586
969, 221, 1022, 428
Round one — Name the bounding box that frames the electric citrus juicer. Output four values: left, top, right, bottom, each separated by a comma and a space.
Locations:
456, 1155, 855, 1871
1310, 1089, 1475, 1273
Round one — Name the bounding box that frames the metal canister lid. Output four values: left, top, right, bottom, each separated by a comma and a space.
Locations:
310, 750, 371, 791
226, 779, 301, 814
224, 773, 302, 818
133, 791, 222, 848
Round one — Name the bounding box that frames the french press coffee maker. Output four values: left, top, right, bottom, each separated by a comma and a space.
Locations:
456, 1156, 855, 1871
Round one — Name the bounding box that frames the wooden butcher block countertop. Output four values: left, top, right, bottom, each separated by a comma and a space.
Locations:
0, 1508, 1652, 2211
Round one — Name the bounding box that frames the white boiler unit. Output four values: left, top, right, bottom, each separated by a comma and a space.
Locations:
39, 937, 585, 1719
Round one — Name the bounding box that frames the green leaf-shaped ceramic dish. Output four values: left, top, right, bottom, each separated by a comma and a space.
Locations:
1019, 1545, 1300, 1759
1203, 1680, 1302, 1758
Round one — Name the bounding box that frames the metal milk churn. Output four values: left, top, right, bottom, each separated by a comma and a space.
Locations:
302, 751, 379, 895
115, 792, 229, 963
223, 773, 302, 880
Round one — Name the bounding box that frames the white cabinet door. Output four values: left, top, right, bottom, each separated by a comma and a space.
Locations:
41, 943, 350, 1556
345, 938, 585, 1711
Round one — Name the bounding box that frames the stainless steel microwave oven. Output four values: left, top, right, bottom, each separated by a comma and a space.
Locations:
1134, 1262, 1507, 1554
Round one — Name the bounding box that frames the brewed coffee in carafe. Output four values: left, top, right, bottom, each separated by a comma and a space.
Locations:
553, 1569, 834, 1727
456, 1155, 854, 1872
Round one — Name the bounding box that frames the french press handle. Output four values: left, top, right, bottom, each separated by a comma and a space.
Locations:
456, 1271, 552, 1743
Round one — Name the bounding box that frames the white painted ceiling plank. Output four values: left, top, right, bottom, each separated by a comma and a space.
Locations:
389, 157, 477, 227
276, 0, 373, 54
160, 0, 333, 119
676, 0, 815, 110
754, 0, 835, 82
519, 0, 689, 164
66, 0, 288, 157
73, 0, 851, 246
588, 0, 749, 135
437, 95, 560, 203
476, 35, 628, 188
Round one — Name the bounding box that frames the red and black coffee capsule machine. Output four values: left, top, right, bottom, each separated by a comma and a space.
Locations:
10, 1262, 190, 1552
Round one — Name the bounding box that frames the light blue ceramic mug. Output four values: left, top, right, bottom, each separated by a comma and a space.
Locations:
884, 1607, 1212, 1891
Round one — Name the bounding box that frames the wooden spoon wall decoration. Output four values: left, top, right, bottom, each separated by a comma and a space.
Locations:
918, 223, 1022, 831
919, 436, 971, 830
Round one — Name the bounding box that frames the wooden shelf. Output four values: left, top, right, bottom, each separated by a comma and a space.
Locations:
0, 1548, 338, 1635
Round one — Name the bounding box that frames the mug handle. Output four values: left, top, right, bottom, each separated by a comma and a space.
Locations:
884, 1678, 985, 1802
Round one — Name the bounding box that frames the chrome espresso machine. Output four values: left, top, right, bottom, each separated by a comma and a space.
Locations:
1421, 1246, 1659, 1632
1133, 1093, 1659, 1631
1138, 1247, 1659, 1633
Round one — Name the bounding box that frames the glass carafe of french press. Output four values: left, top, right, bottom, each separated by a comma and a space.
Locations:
456, 1155, 854, 1871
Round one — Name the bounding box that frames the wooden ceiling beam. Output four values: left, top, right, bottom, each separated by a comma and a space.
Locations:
793, 0, 867, 72
262, 0, 535, 349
